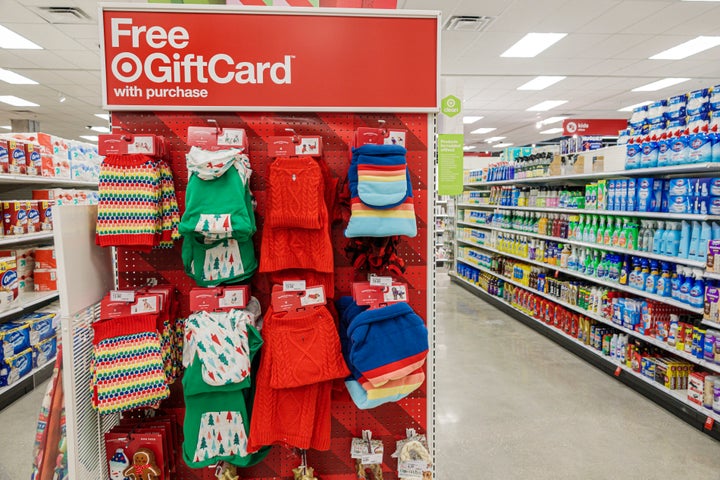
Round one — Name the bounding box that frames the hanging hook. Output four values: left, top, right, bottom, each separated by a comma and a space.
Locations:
208, 118, 222, 135
285, 128, 300, 144
377, 119, 387, 137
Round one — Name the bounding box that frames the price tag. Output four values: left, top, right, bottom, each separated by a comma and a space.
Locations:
110, 290, 135, 302
369, 276, 393, 287
283, 280, 306, 292
398, 460, 428, 480
614, 366, 621, 377
705, 417, 715, 430
360, 453, 384, 465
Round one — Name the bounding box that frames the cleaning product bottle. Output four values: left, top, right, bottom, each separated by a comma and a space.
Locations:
575, 214, 584, 240
657, 262, 672, 297
586, 215, 597, 243
664, 222, 680, 257
597, 252, 608, 278
712, 221, 720, 241
568, 246, 578, 271
689, 269, 705, 309
611, 217, 622, 247
560, 244, 571, 268
628, 258, 639, 288
604, 217, 614, 245
626, 218, 639, 250
679, 220, 692, 259
646, 260, 659, 294
538, 213, 548, 236
618, 217, 629, 249
638, 258, 650, 291
688, 220, 702, 259
596, 216, 605, 244
680, 267, 694, 304
671, 265, 681, 300
694, 221, 712, 263
619, 255, 631, 285
642, 220, 655, 252
652, 221, 665, 254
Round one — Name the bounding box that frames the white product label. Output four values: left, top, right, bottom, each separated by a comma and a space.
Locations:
127, 136, 154, 154
131, 295, 157, 314
351, 438, 383, 463
283, 280, 306, 292
383, 285, 407, 302
369, 276, 393, 287
110, 290, 135, 302
398, 460, 429, 480
300, 286, 325, 307
218, 289, 245, 308
217, 128, 246, 146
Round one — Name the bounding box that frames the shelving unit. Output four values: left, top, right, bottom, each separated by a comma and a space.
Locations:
464, 161, 720, 187
0, 232, 54, 247
0, 174, 97, 188
434, 194, 454, 267
451, 158, 720, 438
450, 271, 720, 438
0, 291, 59, 321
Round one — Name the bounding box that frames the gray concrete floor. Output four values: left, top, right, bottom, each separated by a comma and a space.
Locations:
1, 275, 720, 479
436, 273, 720, 478
0, 378, 48, 480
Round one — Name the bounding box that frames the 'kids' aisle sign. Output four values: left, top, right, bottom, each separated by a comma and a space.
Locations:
100, 5, 439, 111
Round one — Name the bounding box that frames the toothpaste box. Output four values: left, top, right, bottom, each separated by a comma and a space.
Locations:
32, 336, 56, 368
0, 348, 33, 387
0, 322, 30, 360
667, 195, 694, 214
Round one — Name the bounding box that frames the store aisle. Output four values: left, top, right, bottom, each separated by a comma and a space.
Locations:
0, 379, 47, 480
435, 274, 720, 479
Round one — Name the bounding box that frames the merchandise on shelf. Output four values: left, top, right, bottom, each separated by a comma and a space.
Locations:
623, 85, 720, 170
0, 255, 18, 311
0, 132, 102, 180
0, 245, 57, 296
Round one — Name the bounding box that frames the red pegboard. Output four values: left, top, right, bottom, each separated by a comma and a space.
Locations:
111, 112, 430, 480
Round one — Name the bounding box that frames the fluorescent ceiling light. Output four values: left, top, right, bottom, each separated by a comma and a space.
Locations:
537, 116, 567, 126
95, 113, 110, 121
0, 68, 36, 85
501, 32, 567, 58
0, 125, 10, 130
540, 127, 564, 134
517, 76, 566, 91
632, 77, 690, 92
0, 95, 38, 107
0, 25, 42, 50
485, 136, 506, 143
526, 100, 568, 112
494, 142, 514, 148
470, 127, 497, 134
650, 36, 720, 60
90, 126, 110, 133
79, 135, 98, 142
618, 101, 653, 112
463, 116, 483, 124
463, 145, 476, 151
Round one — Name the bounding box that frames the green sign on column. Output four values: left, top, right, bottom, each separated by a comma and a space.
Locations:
438, 134, 464, 195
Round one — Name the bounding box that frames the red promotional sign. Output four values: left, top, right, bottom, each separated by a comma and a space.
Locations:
563, 119, 627, 136
100, 6, 438, 111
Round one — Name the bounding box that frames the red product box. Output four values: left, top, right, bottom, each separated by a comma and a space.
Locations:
24, 144, 41, 176
7, 140, 27, 175
38, 201, 53, 231
40, 153, 54, 177
26, 201, 40, 233
2, 201, 28, 236
33, 269, 56, 292
34, 247, 56, 269
0, 140, 8, 174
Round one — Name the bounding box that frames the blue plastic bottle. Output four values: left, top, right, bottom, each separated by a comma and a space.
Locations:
671, 266, 682, 300
638, 258, 650, 291
679, 267, 693, 304
664, 222, 680, 257
679, 220, 691, 259
657, 262, 672, 297
653, 221, 666, 255
645, 260, 659, 294
689, 269, 705, 309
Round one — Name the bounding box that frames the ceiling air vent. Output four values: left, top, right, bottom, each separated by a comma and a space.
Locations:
444, 16, 494, 32
32, 6, 92, 24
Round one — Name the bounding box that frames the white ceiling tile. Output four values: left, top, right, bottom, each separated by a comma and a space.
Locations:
578, 1, 671, 34
55, 24, 99, 40
4, 23, 85, 50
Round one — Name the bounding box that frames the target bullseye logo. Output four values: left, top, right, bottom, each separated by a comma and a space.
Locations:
565, 121, 578, 134
111, 53, 143, 82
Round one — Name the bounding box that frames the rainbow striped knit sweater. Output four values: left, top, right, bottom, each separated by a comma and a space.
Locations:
96, 154, 180, 249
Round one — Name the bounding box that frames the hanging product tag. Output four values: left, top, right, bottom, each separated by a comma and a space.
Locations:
101, 292, 162, 319
110, 290, 135, 303
98, 134, 165, 156
271, 285, 326, 313
354, 127, 408, 148
187, 126, 248, 151
350, 431, 383, 465
283, 280, 306, 292
369, 275, 393, 287
189, 286, 249, 312
392, 433, 432, 480
353, 281, 409, 309
267, 136, 323, 157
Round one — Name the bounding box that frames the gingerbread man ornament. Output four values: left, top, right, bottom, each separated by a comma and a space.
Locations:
122, 448, 161, 480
